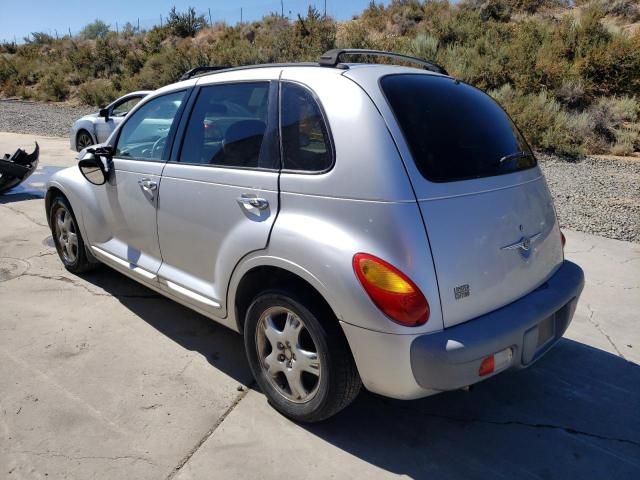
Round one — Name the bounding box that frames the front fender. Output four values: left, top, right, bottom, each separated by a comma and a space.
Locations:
72, 119, 98, 148
46, 166, 98, 258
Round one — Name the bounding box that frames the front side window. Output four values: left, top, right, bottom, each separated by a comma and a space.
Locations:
115, 90, 186, 162
179, 82, 270, 168
281, 83, 332, 172
111, 96, 144, 117
381, 74, 536, 183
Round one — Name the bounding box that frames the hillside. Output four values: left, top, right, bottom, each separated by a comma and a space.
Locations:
1, 0, 639, 156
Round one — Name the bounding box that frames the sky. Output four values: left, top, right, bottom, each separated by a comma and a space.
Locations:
0, 0, 398, 43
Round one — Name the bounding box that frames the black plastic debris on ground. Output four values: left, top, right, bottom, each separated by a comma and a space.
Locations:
0, 142, 39, 194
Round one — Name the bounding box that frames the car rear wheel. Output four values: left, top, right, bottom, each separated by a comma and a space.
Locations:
49, 196, 96, 273
76, 130, 94, 152
244, 289, 361, 422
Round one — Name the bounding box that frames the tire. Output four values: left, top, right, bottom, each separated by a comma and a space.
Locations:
49, 196, 96, 274
244, 289, 361, 422
76, 130, 94, 152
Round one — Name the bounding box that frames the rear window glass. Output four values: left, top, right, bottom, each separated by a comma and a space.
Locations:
281, 82, 333, 172
381, 74, 536, 183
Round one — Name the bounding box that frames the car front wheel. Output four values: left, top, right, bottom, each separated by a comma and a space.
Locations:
76, 130, 94, 152
49, 196, 96, 273
244, 289, 361, 422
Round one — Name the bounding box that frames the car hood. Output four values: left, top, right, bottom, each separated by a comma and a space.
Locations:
76, 112, 100, 123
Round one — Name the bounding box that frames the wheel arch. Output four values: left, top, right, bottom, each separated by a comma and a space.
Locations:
229, 257, 343, 335
75, 127, 96, 148
44, 186, 66, 228
45, 176, 99, 264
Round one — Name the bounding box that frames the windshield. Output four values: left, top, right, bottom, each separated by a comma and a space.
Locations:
381, 74, 536, 183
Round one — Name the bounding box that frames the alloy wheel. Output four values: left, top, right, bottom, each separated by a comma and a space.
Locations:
76, 132, 93, 151
54, 207, 78, 264
255, 306, 322, 403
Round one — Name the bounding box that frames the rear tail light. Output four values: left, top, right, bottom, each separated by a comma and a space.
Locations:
352, 253, 429, 327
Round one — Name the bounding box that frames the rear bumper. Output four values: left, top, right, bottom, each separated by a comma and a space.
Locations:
410, 260, 584, 391
341, 260, 584, 399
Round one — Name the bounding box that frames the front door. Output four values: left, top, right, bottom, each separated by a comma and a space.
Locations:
156, 79, 280, 316
81, 90, 188, 278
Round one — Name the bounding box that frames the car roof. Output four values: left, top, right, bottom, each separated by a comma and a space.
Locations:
152, 63, 445, 97
152, 49, 449, 96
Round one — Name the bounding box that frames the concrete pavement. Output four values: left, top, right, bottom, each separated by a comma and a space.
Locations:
1, 132, 639, 479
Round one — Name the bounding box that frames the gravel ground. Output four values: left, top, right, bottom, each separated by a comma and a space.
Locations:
1, 99, 638, 242
539, 154, 639, 243
0, 99, 93, 138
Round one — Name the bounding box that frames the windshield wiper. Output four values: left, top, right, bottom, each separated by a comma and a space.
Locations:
499, 151, 534, 164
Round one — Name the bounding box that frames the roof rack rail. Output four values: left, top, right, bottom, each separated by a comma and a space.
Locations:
319, 49, 448, 75
179, 62, 323, 81
179, 66, 230, 81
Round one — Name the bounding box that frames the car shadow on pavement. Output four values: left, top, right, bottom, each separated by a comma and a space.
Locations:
67, 265, 640, 478
302, 339, 640, 479
78, 265, 255, 388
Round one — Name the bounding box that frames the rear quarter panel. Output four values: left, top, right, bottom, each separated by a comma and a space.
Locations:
264, 195, 445, 335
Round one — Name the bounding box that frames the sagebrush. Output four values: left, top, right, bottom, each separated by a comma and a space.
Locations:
1, 0, 638, 156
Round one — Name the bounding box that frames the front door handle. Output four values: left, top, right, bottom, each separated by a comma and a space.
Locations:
237, 194, 269, 210
138, 178, 157, 192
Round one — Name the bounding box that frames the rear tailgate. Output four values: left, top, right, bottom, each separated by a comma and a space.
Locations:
418, 175, 563, 327
346, 69, 564, 328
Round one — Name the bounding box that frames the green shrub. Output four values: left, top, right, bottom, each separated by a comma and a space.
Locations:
491, 84, 582, 155
36, 71, 69, 101
405, 33, 439, 61
80, 20, 110, 40
77, 79, 118, 106
0, 1, 637, 157
167, 6, 208, 38
1, 78, 18, 97
611, 128, 638, 156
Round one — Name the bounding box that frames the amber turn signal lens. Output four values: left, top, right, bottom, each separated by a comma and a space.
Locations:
353, 253, 429, 327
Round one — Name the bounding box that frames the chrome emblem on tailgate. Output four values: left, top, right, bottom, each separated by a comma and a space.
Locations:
501, 232, 542, 258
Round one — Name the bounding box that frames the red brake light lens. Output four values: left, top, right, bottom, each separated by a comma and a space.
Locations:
352, 253, 429, 327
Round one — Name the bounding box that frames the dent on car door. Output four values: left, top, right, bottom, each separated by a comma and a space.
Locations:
156, 80, 280, 319
81, 90, 189, 280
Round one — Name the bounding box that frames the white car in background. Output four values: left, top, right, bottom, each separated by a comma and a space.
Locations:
70, 91, 151, 151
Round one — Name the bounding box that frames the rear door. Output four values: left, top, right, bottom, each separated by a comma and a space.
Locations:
351, 71, 564, 328
156, 79, 279, 317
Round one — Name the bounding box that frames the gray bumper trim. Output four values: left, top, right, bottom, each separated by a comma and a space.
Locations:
410, 261, 585, 391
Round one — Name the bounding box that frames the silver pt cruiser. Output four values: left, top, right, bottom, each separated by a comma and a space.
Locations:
45, 49, 585, 422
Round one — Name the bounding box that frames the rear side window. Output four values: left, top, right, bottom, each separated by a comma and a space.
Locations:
180, 82, 270, 168
381, 74, 536, 183
281, 83, 332, 172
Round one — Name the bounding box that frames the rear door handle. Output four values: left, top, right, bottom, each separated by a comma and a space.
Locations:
237, 194, 269, 210
138, 178, 157, 192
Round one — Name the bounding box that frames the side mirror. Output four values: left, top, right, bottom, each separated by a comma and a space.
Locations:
99, 107, 110, 120
78, 148, 111, 185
